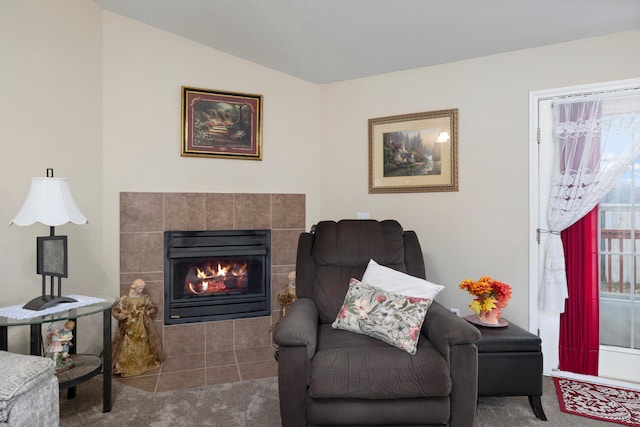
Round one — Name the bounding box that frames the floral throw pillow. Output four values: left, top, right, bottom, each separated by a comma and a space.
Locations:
332, 278, 433, 355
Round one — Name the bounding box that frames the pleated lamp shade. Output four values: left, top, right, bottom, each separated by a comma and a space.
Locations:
10, 177, 87, 227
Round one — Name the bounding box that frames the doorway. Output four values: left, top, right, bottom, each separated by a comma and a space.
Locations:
529, 77, 640, 383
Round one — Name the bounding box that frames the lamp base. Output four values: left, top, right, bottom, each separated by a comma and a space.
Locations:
23, 295, 77, 311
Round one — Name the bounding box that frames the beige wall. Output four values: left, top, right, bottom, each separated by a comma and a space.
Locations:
2, 0, 640, 351
100, 11, 323, 299
0, 0, 104, 352
319, 30, 640, 327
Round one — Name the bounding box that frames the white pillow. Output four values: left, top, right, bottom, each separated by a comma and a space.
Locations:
361, 259, 444, 300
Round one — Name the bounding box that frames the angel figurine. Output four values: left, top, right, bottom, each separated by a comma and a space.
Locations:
111, 279, 164, 377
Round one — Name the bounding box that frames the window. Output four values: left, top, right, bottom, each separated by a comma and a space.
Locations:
599, 102, 640, 350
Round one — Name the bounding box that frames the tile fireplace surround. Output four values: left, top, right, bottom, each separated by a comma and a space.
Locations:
118, 192, 305, 392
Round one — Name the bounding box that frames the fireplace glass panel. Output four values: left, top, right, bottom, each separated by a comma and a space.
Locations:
164, 230, 271, 324
173, 255, 264, 299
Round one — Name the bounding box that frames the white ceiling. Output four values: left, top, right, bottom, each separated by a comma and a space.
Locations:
95, 0, 640, 84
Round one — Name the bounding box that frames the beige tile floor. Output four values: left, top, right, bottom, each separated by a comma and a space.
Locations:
113, 345, 278, 392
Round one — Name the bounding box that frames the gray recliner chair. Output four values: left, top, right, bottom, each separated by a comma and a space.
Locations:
274, 219, 481, 426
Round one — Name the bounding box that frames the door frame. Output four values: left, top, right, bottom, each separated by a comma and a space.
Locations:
529, 77, 640, 377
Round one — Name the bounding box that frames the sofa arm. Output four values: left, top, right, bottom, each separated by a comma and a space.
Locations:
273, 298, 319, 359
422, 303, 480, 427
423, 302, 480, 356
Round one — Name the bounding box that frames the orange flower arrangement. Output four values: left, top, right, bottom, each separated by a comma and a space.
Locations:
458, 276, 512, 316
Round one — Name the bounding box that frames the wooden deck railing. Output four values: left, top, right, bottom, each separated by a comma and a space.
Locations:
601, 229, 639, 293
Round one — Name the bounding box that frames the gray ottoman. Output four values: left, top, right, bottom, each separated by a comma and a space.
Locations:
0, 351, 59, 427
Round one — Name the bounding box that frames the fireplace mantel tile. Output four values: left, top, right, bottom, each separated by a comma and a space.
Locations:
120, 232, 163, 273
120, 192, 163, 232
234, 316, 272, 349
205, 193, 234, 229
235, 346, 275, 364
272, 194, 305, 229
156, 369, 206, 392
206, 365, 240, 386
143, 280, 164, 321
271, 229, 301, 266
238, 359, 278, 381
205, 350, 236, 367
114, 373, 159, 393
164, 193, 206, 231
120, 272, 163, 296
205, 320, 234, 352
164, 323, 205, 358
233, 194, 271, 229
161, 353, 205, 373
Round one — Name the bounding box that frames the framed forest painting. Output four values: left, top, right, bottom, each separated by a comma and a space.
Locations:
369, 109, 458, 193
181, 86, 263, 160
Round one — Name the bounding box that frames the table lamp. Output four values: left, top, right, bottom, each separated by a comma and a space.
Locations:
9, 168, 88, 310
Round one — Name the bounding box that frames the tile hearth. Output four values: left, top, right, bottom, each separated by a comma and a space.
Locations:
114, 345, 276, 393
119, 192, 305, 392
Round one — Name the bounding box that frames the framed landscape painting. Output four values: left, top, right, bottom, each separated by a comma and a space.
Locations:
181, 86, 263, 160
368, 109, 458, 193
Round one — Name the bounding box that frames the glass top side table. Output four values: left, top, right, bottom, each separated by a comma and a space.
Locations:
0, 295, 118, 413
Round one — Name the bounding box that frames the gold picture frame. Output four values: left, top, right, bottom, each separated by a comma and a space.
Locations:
181, 86, 263, 160
368, 109, 458, 193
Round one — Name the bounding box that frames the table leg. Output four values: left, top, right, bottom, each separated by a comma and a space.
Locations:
30, 324, 40, 356
103, 308, 111, 413
0, 326, 7, 351
68, 318, 77, 399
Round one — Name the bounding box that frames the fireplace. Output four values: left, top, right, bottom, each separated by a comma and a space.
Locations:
164, 229, 271, 324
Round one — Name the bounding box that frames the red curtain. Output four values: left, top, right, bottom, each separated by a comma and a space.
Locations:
558, 206, 599, 375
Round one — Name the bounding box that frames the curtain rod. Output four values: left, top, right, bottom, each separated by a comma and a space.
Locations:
538, 86, 640, 103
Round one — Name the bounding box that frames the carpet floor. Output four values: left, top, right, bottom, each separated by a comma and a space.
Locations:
60, 375, 623, 426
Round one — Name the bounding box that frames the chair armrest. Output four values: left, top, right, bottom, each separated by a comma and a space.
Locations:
273, 298, 319, 359
423, 302, 480, 356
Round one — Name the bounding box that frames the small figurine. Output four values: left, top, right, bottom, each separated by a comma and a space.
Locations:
272, 271, 297, 330
286, 271, 297, 299
46, 320, 75, 371
111, 279, 164, 377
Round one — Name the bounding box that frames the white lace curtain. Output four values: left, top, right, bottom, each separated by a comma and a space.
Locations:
539, 93, 640, 312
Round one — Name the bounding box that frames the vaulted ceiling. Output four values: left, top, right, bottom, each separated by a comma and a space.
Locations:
95, 0, 640, 84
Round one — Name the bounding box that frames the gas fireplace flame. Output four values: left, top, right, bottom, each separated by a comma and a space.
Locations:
188, 280, 208, 294
216, 263, 228, 277
231, 262, 247, 277
184, 261, 249, 296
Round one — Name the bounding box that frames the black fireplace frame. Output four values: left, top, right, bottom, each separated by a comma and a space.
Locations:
164, 229, 271, 325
